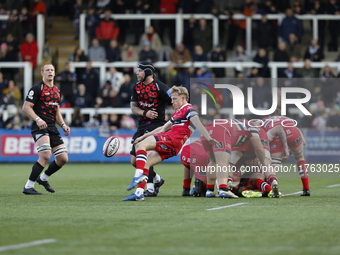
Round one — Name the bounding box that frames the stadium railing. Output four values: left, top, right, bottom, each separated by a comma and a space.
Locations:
0, 14, 45, 66
79, 13, 340, 57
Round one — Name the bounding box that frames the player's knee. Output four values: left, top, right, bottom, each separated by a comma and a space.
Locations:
56, 154, 68, 166
37, 143, 52, 162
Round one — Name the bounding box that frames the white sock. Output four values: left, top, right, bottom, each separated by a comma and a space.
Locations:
135, 188, 144, 196
134, 169, 143, 177
25, 180, 35, 189
153, 174, 161, 183
40, 172, 49, 181
147, 183, 155, 192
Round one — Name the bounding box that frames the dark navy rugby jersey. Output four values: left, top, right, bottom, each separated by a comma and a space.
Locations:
131, 79, 172, 126
25, 81, 60, 127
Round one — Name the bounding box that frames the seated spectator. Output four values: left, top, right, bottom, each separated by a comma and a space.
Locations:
253, 48, 269, 77
5, 114, 22, 130
138, 40, 158, 63
85, 6, 99, 41
327, 108, 340, 130
70, 107, 85, 127
192, 45, 208, 62
171, 42, 192, 64
257, 14, 275, 50
70, 46, 88, 62
59, 94, 72, 108
7, 80, 21, 108
299, 59, 318, 78
121, 44, 138, 75
72, 0, 86, 40
193, 18, 212, 53
109, 113, 120, 131
99, 113, 110, 137
78, 62, 100, 100
231, 45, 249, 76
98, 80, 113, 107
88, 38, 106, 62
20, 33, 38, 79
251, 77, 272, 108
210, 44, 226, 78
118, 73, 134, 107
22, 116, 32, 129
248, 67, 260, 78
312, 111, 328, 131
162, 64, 179, 87
279, 8, 302, 43
2, 12, 23, 46
105, 67, 124, 91
55, 62, 77, 106
273, 42, 290, 62
287, 33, 303, 61
304, 39, 324, 62
120, 114, 136, 130
320, 65, 335, 78
19, 7, 29, 36
139, 25, 163, 54
74, 84, 94, 108
0, 72, 7, 95
326, 0, 340, 52
0, 43, 18, 80
86, 114, 100, 129
96, 9, 119, 49
278, 62, 301, 78
105, 39, 121, 62
196, 65, 212, 78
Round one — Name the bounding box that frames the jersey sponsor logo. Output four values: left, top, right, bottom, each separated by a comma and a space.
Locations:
45, 93, 50, 95
139, 101, 155, 108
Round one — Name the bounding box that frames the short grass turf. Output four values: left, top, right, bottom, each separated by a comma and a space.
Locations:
1, 163, 340, 255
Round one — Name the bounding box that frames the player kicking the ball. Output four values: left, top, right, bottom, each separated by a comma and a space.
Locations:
123, 86, 220, 201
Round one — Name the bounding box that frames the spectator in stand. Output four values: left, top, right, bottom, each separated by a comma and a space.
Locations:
85, 6, 99, 41
138, 40, 158, 63
139, 25, 163, 55
299, 59, 318, 79
253, 48, 269, 77
105, 39, 121, 62
304, 39, 324, 62
99, 113, 111, 137
196, 65, 212, 79
162, 64, 179, 87
256, 14, 275, 50
210, 44, 226, 78
326, 0, 340, 52
70, 46, 88, 62
0, 42, 19, 80
278, 62, 301, 79
320, 65, 337, 107
0, 89, 16, 116
4, 32, 20, 54
309, 0, 326, 50
312, 111, 328, 131
182, 16, 196, 54
0, 72, 7, 95
320, 65, 335, 78
273, 42, 289, 76
327, 108, 340, 130
7, 79, 21, 108
118, 73, 134, 107
5, 114, 22, 130
158, 0, 178, 49
121, 44, 138, 75
109, 113, 120, 131
20, 33, 38, 82
98, 80, 113, 107
88, 38, 106, 62
193, 18, 212, 53
171, 42, 192, 64
251, 77, 272, 108
120, 114, 136, 130
231, 45, 249, 76
19, 7, 29, 36
279, 8, 302, 44
86, 114, 100, 129
192, 45, 208, 62
105, 67, 125, 91
22, 116, 32, 129
29, 0, 46, 36
2, 12, 23, 46
74, 83, 94, 108
287, 33, 303, 61
96, 9, 120, 50
59, 94, 72, 108
70, 107, 85, 127
55, 62, 77, 106
78, 62, 100, 101
72, 0, 86, 40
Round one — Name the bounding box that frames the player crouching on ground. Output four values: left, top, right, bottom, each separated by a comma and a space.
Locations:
123, 86, 220, 201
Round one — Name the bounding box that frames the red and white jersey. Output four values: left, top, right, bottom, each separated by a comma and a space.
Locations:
262, 116, 296, 132
167, 103, 198, 148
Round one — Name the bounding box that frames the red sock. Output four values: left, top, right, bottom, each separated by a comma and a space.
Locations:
183, 179, 191, 189
254, 179, 272, 192
267, 174, 277, 185
219, 184, 227, 190
137, 182, 146, 189
297, 160, 310, 190
207, 184, 214, 191
136, 150, 147, 170
142, 167, 149, 176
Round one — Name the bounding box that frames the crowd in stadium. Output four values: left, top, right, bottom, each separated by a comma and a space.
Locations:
0, 0, 340, 132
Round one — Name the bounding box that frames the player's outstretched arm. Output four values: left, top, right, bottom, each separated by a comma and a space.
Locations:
250, 136, 266, 166
190, 116, 220, 147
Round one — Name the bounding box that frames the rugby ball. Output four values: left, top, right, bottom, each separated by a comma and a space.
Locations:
103, 136, 120, 157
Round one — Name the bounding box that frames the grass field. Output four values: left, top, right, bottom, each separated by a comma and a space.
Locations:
1, 163, 340, 255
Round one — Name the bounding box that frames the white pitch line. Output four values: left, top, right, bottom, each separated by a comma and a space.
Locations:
283, 191, 301, 196
207, 202, 248, 211
327, 184, 340, 188
0, 239, 56, 252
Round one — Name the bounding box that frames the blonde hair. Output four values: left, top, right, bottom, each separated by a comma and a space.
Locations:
171, 86, 189, 101
41, 62, 55, 72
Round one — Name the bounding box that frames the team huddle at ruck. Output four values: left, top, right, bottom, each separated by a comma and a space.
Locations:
20, 61, 309, 201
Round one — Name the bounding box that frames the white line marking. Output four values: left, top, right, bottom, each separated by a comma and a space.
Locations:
283, 191, 301, 196
207, 202, 248, 211
0, 239, 56, 252
327, 184, 340, 188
